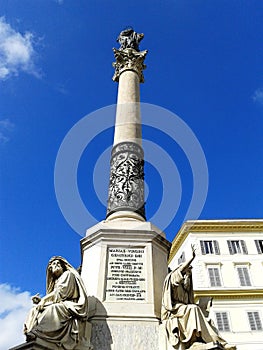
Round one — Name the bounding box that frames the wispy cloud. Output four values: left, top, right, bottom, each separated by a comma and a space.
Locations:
55, 0, 64, 4
252, 88, 263, 105
0, 17, 40, 80
0, 118, 15, 143
0, 284, 32, 349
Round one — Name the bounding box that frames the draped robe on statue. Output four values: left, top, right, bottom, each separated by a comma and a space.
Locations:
161, 265, 227, 349
25, 257, 89, 349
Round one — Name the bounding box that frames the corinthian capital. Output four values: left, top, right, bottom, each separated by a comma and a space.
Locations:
112, 48, 148, 83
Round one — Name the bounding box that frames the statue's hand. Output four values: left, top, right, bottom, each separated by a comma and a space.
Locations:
32, 293, 41, 304
36, 299, 46, 312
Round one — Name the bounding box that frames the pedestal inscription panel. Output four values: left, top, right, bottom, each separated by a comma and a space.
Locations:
105, 247, 146, 301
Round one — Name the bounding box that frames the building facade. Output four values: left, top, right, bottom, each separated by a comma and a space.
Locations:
169, 219, 263, 350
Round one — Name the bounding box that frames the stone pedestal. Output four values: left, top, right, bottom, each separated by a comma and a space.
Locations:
80, 218, 171, 350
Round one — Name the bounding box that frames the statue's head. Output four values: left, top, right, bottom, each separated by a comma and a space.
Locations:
120, 26, 134, 36
46, 256, 72, 293
48, 257, 66, 277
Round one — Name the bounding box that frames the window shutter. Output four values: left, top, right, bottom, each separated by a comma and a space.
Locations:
247, 312, 263, 331
208, 268, 216, 286
200, 240, 206, 255
208, 268, 221, 287
248, 312, 256, 330
222, 312, 230, 331
227, 240, 234, 255
213, 240, 220, 255
216, 313, 223, 331
214, 268, 221, 286
243, 268, 251, 286
255, 312, 263, 330
215, 312, 230, 332
255, 240, 262, 254
237, 267, 251, 286
241, 240, 248, 254
237, 267, 245, 286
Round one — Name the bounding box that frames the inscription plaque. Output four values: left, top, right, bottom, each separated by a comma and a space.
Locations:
105, 247, 146, 301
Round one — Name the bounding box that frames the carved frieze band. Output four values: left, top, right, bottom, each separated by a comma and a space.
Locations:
112, 48, 148, 83
106, 142, 145, 218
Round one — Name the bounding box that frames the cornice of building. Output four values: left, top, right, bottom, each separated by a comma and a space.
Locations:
194, 288, 263, 300
169, 219, 263, 263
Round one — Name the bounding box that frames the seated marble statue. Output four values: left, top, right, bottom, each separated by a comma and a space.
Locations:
24, 256, 91, 349
161, 246, 236, 350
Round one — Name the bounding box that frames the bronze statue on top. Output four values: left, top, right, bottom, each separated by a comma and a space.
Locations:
112, 28, 147, 83
117, 27, 144, 52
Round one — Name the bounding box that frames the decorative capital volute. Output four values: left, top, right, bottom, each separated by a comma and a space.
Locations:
112, 48, 148, 83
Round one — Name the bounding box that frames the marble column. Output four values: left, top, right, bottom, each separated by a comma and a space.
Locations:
81, 29, 171, 350
106, 45, 148, 221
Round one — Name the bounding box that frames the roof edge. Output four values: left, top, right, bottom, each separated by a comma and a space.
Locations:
169, 219, 263, 263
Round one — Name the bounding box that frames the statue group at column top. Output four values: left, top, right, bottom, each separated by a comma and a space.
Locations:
116, 27, 144, 52
112, 28, 147, 83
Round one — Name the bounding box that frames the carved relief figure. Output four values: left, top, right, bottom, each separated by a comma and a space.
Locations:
161, 246, 236, 350
24, 256, 91, 349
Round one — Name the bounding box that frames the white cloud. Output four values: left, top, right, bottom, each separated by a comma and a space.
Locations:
0, 284, 32, 349
0, 118, 15, 143
0, 17, 39, 80
252, 88, 263, 105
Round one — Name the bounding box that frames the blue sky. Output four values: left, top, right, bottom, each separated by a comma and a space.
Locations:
0, 1, 263, 348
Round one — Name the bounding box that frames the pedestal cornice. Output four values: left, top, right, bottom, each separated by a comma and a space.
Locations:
81, 220, 171, 253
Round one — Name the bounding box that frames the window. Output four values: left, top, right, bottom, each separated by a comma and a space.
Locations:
215, 312, 230, 332
247, 312, 262, 331
200, 240, 220, 255
178, 252, 185, 264
208, 267, 222, 287
236, 266, 251, 286
227, 240, 248, 254
255, 240, 263, 254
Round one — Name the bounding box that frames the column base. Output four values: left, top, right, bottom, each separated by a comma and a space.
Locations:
106, 210, 145, 222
